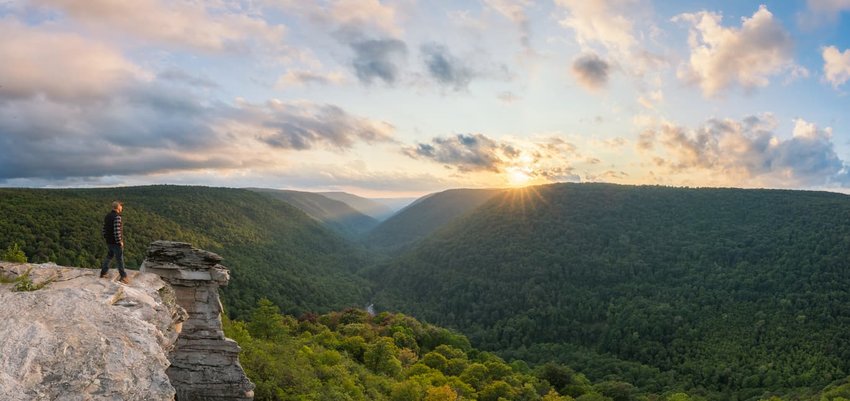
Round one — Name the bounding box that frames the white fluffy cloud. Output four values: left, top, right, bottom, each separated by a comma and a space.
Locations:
0, 18, 147, 101
637, 115, 848, 187
0, 17, 397, 181
674, 5, 800, 97
327, 0, 401, 37
33, 0, 286, 53
822, 46, 850, 88
555, 0, 637, 52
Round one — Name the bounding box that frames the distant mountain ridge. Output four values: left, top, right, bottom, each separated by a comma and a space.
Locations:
319, 191, 413, 221
249, 188, 379, 236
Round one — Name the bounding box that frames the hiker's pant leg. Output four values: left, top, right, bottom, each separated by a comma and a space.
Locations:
100, 245, 115, 275
114, 245, 127, 278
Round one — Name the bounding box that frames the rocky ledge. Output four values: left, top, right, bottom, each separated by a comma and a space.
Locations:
0, 241, 254, 401
0, 263, 185, 400
141, 241, 254, 401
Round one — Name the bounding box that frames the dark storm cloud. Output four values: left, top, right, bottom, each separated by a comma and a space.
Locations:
421, 43, 475, 90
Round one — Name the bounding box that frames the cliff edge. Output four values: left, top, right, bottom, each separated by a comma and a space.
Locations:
0, 241, 254, 401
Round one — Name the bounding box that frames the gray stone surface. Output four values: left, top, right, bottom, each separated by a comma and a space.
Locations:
141, 241, 254, 401
0, 262, 186, 401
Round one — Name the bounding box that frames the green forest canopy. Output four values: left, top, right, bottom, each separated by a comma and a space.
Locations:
371, 183, 850, 400
4, 183, 850, 400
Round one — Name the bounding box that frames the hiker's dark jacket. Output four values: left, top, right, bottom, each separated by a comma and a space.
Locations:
102, 210, 123, 245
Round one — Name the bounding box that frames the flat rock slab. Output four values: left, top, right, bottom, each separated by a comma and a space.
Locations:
0, 262, 184, 401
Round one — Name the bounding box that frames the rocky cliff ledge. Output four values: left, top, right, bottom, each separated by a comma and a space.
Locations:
141, 241, 254, 401
0, 241, 254, 401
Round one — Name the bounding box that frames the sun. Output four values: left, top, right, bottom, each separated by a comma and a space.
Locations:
506, 166, 532, 186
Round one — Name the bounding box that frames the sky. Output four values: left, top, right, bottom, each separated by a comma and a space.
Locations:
0, 0, 849, 197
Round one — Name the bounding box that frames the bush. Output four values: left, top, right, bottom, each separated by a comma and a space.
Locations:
1, 243, 27, 263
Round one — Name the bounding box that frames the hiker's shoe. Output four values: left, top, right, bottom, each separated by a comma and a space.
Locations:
100, 273, 110, 279
118, 276, 131, 285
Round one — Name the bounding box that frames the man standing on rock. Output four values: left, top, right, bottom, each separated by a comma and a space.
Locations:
100, 201, 130, 284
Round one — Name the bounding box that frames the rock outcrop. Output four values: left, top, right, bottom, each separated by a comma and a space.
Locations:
141, 241, 254, 401
0, 262, 186, 400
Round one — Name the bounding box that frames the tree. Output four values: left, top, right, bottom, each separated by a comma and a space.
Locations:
1, 243, 27, 263
424, 385, 458, 401
365, 337, 403, 377
247, 298, 287, 340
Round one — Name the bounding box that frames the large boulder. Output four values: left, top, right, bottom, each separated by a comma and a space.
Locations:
0, 262, 186, 401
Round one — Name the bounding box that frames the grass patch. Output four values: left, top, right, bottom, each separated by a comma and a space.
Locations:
0, 267, 55, 292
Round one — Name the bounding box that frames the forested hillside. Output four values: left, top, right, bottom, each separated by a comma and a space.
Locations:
250, 188, 379, 236
5, 183, 850, 400
226, 300, 715, 401
371, 183, 850, 400
367, 188, 504, 252
0, 186, 371, 317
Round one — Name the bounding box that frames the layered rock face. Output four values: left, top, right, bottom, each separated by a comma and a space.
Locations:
140, 241, 254, 401
0, 262, 186, 401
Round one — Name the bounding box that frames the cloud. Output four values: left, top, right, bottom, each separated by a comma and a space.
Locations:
637, 115, 849, 187
807, 0, 850, 12
233, 99, 396, 150
798, 0, 850, 28
483, 0, 533, 51
0, 87, 239, 180
326, 0, 402, 37
421, 43, 476, 90
497, 91, 520, 103
637, 90, 664, 109
348, 38, 408, 85
571, 52, 611, 91
33, 0, 286, 53
271, 0, 406, 83
554, 0, 666, 108
823, 46, 850, 88
276, 0, 402, 37
673, 5, 799, 97
276, 70, 346, 87
404, 133, 510, 172
157, 69, 218, 88
403, 133, 583, 184
0, 18, 146, 101
555, 0, 637, 52
0, 19, 397, 181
